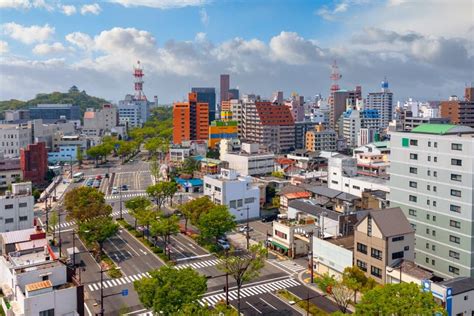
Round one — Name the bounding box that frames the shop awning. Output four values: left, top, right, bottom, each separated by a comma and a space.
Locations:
271, 240, 289, 251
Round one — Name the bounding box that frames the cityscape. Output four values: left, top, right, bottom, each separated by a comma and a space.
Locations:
0, 1, 473, 316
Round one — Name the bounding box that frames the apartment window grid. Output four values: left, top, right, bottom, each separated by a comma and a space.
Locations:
357, 242, 367, 254
371, 248, 382, 260
370, 266, 382, 278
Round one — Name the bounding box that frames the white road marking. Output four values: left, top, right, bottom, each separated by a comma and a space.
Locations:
246, 301, 262, 314
260, 297, 277, 310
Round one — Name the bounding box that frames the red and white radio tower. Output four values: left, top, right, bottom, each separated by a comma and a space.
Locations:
330, 60, 342, 93
133, 60, 146, 101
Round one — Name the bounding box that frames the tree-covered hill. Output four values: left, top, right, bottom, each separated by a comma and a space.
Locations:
0, 86, 110, 119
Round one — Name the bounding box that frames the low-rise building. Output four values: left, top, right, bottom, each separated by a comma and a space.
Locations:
280, 191, 312, 213
305, 125, 337, 152
220, 143, 275, 176
301, 185, 360, 213
313, 235, 354, 278
0, 227, 83, 316
354, 207, 415, 284
0, 156, 22, 189
20, 142, 48, 184
0, 182, 34, 232
83, 104, 119, 137
52, 134, 90, 154
0, 124, 32, 158
31, 119, 77, 150
204, 169, 260, 221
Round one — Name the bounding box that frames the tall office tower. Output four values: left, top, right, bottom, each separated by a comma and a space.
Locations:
440, 86, 474, 128
389, 124, 474, 278
228, 88, 239, 100
366, 78, 393, 130
173, 92, 209, 145
272, 91, 284, 105
192, 87, 216, 122
241, 100, 295, 153
220, 74, 230, 104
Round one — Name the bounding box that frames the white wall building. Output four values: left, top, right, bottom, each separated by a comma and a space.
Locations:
366, 79, 393, 130
204, 169, 260, 221
0, 156, 22, 189
0, 182, 34, 233
0, 124, 32, 158
220, 143, 274, 176
117, 95, 150, 128
83, 104, 118, 136
0, 227, 82, 316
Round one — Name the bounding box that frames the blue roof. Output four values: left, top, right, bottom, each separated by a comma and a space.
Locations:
175, 178, 203, 187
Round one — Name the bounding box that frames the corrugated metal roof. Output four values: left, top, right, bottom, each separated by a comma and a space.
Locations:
25, 280, 52, 292
411, 124, 472, 135
0, 228, 38, 245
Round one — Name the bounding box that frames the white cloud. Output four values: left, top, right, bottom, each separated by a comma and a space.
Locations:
2, 22, 54, 44
61, 5, 76, 15
65, 32, 94, 50
32, 42, 67, 55
269, 31, 323, 65
80, 3, 101, 15
316, 0, 369, 21
0, 41, 8, 54
199, 8, 209, 26
108, 0, 209, 9
0, 0, 53, 10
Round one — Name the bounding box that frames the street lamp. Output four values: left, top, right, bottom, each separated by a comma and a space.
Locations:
307, 231, 314, 284
98, 266, 123, 316
118, 186, 123, 220
245, 206, 250, 250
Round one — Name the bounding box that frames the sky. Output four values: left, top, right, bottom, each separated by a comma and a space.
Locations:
0, 0, 472, 104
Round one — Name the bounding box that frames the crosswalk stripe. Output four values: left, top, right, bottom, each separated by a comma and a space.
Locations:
86, 272, 151, 292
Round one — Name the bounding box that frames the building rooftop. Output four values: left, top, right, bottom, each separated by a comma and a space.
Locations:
288, 199, 341, 221
390, 260, 433, 281
25, 280, 52, 292
326, 235, 354, 249
278, 185, 307, 196
411, 124, 473, 135
0, 227, 44, 245
439, 277, 474, 295
358, 207, 414, 238
283, 192, 312, 199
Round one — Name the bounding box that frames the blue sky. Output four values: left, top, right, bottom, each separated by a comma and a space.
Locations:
0, 0, 472, 103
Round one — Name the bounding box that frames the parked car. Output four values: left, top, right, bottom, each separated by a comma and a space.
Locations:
121, 184, 128, 191
261, 214, 278, 222
217, 239, 230, 250
238, 225, 253, 233
95, 175, 102, 180
111, 187, 119, 194
93, 181, 100, 188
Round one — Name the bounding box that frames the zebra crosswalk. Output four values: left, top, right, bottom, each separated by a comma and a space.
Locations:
53, 210, 129, 230
174, 259, 222, 270
87, 272, 150, 292
268, 259, 307, 273
105, 192, 148, 200
200, 278, 300, 307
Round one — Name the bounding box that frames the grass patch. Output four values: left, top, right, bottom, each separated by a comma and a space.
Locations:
100, 254, 123, 278
277, 289, 328, 316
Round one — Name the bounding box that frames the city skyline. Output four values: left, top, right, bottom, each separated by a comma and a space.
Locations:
0, 0, 472, 103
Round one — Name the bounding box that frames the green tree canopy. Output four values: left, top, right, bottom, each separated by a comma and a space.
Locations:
182, 157, 200, 174
78, 216, 118, 257
315, 273, 353, 313
180, 196, 215, 226
125, 196, 152, 228
197, 205, 236, 243
134, 266, 207, 315
64, 187, 112, 222
342, 266, 376, 303
355, 282, 446, 316
146, 182, 177, 210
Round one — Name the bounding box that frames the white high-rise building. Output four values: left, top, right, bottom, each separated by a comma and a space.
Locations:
117, 95, 150, 128
0, 182, 34, 232
366, 78, 393, 130
0, 124, 32, 158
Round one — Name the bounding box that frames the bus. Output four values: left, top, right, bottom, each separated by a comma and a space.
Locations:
72, 172, 84, 183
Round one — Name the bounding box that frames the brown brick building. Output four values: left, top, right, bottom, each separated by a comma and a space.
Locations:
172, 92, 209, 145
440, 87, 474, 128
20, 142, 48, 184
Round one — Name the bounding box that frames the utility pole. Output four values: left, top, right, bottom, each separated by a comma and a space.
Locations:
119, 187, 123, 219
246, 206, 250, 250
58, 210, 62, 258
72, 230, 76, 269
309, 231, 314, 283
225, 249, 229, 306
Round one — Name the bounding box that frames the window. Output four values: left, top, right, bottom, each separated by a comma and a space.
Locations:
432, 230, 436, 236
432, 245, 436, 251
392, 251, 404, 260
450, 204, 461, 213
205, 183, 211, 188
409, 139, 418, 146
433, 216, 436, 221
357, 243, 367, 254
451, 143, 462, 151
42, 275, 49, 281
451, 174, 462, 182
237, 199, 243, 207
433, 186, 437, 192
409, 209, 417, 216
427, 199, 430, 206
229, 200, 236, 208
5, 204, 13, 209
371, 248, 382, 260
432, 259, 435, 265
409, 153, 418, 160
451, 189, 462, 197
433, 201, 437, 207
409, 181, 417, 188
428, 141, 431, 147
19, 216, 27, 221
409, 167, 417, 174
352, 185, 360, 190
451, 159, 462, 166
426, 228, 430, 234
371, 266, 382, 278
449, 266, 460, 275
427, 156, 431, 162
19, 202, 27, 208
39, 309, 54, 316
402, 138, 409, 147
427, 170, 431, 176
356, 260, 367, 272
5, 218, 13, 224
244, 197, 255, 204
425, 257, 429, 264
425, 243, 429, 249
433, 157, 437, 162
275, 230, 287, 239
426, 214, 430, 220
392, 236, 404, 242
434, 142, 437, 148
409, 195, 417, 202
433, 171, 437, 177
449, 250, 460, 260
450, 220, 461, 229
450, 235, 460, 244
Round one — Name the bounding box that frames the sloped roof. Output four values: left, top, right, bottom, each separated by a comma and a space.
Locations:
439, 277, 474, 295
278, 185, 307, 196
284, 191, 312, 199
357, 207, 414, 238
411, 124, 473, 135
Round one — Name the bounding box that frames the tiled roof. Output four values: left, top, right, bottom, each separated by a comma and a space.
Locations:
439, 277, 474, 295
358, 207, 414, 238
25, 280, 52, 292
284, 191, 312, 199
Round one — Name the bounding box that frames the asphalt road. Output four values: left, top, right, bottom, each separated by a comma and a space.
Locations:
232, 292, 302, 316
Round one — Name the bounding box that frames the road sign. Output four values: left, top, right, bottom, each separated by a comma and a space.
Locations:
121, 289, 128, 297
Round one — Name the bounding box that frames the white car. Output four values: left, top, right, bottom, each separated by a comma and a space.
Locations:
217, 239, 230, 250
111, 187, 119, 194
239, 225, 253, 233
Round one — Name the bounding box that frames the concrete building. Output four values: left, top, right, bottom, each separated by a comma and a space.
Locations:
354, 207, 415, 284
204, 169, 260, 221
208, 121, 238, 149
220, 74, 230, 104
241, 100, 295, 153
342, 105, 380, 148
402, 115, 450, 132
305, 124, 337, 152
0, 156, 22, 189
357, 128, 378, 146
294, 120, 319, 150
440, 87, 474, 128
83, 104, 118, 137
0, 124, 32, 158
192, 87, 216, 122
117, 95, 150, 128
173, 92, 209, 145
20, 143, 47, 184
389, 124, 474, 278
285, 93, 305, 122
0, 182, 34, 232
29, 104, 80, 121
4, 110, 30, 123
52, 134, 90, 154
329, 86, 362, 132
220, 143, 274, 176
228, 88, 239, 100
31, 119, 76, 149
366, 79, 393, 130
313, 236, 354, 278
0, 227, 83, 316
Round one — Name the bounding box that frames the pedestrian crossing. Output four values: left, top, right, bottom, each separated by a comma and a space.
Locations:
53, 210, 129, 230
105, 192, 148, 200
87, 272, 150, 292
175, 259, 222, 270
268, 259, 307, 273
200, 278, 300, 307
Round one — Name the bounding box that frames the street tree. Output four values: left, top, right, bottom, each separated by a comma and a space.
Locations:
48, 211, 58, 242
178, 196, 214, 232
78, 216, 118, 259
133, 207, 157, 240
76, 146, 83, 167
146, 182, 177, 210
218, 243, 267, 314
86, 146, 102, 166
125, 196, 152, 229
182, 157, 200, 174
197, 205, 236, 244
355, 282, 446, 315
64, 187, 112, 222
342, 266, 376, 303
150, 214, 180, 259
149, 158, 161, 181
315, 273, 353, 313
134, 266, 207, 315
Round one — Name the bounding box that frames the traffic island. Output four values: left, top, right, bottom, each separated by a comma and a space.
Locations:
277, 289, 328, 316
